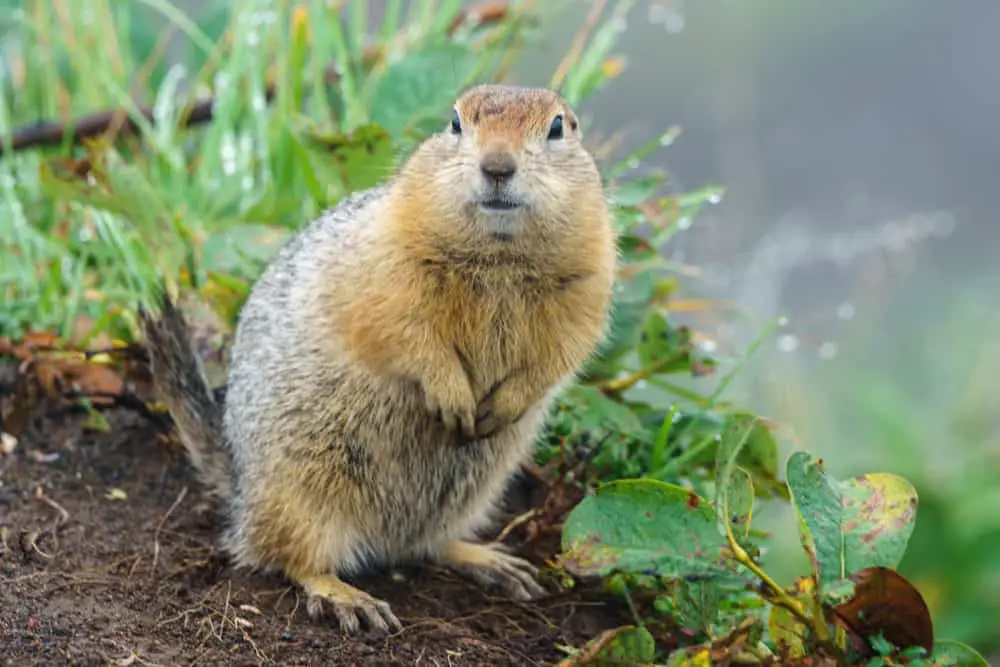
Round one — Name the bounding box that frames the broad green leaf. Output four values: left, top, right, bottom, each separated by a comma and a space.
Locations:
786, 452, 846, 585
929, 640, 990, 666
786, 452, 919, 587
368, 44, 478, 136
299, 122, 398, 194
558, 625, 656, 666
560, 478, 747, 584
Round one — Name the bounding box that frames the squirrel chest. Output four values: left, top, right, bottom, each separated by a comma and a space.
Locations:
415, 247, 596, 388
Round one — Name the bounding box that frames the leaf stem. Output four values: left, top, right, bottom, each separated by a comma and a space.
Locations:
722, 521, 843, 659
596, 349, 690, 395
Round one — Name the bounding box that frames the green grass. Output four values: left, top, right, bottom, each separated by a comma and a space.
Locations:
0, 0, 544, 339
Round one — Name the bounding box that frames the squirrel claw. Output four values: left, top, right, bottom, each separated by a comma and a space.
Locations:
439, 540, 547, 601
423, 390, 476, 438
300, 574, 402, 635
472, 384, 525, 440
473, 406, 502, 440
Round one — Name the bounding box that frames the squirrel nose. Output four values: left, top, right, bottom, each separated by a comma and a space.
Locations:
480, 152, 517, 181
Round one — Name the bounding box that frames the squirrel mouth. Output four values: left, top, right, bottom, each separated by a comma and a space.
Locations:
478, 197, 523, 212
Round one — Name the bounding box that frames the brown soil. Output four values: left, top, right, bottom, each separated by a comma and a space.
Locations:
0, 395, 636, 666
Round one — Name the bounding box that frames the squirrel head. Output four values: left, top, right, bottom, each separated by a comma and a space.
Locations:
396, 84, 606, 241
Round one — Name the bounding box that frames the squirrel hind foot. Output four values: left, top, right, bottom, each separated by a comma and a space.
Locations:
297, 572, 402, 635
438, 540, 546, 601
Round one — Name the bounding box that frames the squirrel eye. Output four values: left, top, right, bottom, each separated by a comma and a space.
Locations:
450, 109, 462, 135
547, 114, 564, 140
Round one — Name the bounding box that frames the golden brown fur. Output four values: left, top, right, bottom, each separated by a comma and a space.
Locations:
140, 84, 617, 635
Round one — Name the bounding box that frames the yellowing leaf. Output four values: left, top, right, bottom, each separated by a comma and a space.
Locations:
786, 452, 918, 587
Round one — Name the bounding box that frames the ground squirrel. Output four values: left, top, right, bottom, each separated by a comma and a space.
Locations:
139, 84, 618, 635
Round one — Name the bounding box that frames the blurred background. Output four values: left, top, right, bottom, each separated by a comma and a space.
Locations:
5, 0, 999, 655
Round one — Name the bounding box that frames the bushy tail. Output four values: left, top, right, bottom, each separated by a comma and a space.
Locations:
139, 291, 233, 501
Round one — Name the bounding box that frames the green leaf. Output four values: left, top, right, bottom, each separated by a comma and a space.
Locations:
710, 413, 757, 550
714, 413, 756, 529
929, 639, 990, 666
368, 44, 478, 136
611, 173, 667, 207
675, 411, 781, 498
786, 452, 919, 587
560, 478, 747, 584
556, 385, 649, 441
786, 452, 849, 585
561, 625, 656, 666
298, 122, 398, 194
726, 467, 755, 540
636, 309, 693, 374
659, 579, 725, 638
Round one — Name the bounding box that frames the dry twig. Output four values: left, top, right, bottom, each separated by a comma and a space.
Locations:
151, 485, 189, 579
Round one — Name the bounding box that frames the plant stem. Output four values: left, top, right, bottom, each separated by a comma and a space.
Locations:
596, 349, 689, 394
722, 515, 844, 660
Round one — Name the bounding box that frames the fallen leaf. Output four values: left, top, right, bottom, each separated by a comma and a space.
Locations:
831, 566, 934, 655
34, 359, 124, 406
105, 488, 128, 501
0, 331, 61, 361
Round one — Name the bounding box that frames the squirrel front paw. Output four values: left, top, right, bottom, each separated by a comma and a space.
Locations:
422, 377, 478, 438
473, 375, 533, 439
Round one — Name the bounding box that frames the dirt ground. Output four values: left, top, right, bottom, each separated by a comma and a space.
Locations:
0, 381, 637, 666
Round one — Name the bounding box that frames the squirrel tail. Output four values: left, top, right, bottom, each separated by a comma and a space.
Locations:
139, 290, 233, 501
